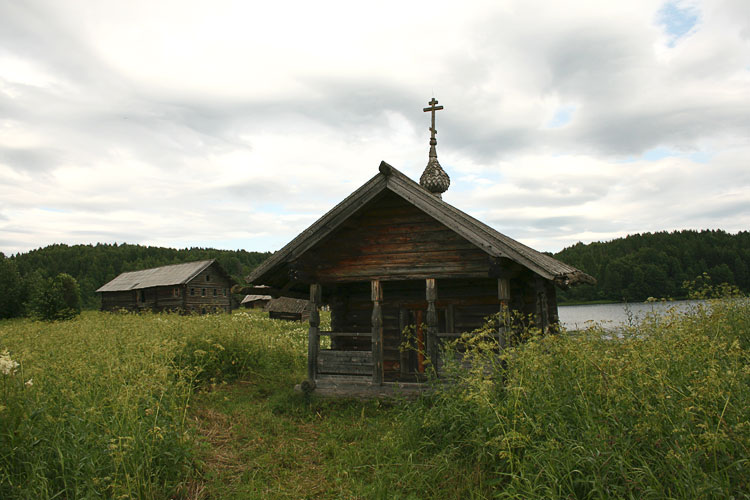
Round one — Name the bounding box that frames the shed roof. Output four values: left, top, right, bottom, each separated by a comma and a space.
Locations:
265, 296, 310, 314
248, 162, 594, 288
241, 294, 272, 304
97, 260, 229, 292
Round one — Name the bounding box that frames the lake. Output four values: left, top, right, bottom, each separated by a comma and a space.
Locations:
558, 299, 706, 331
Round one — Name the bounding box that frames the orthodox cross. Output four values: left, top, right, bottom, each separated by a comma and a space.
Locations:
423, 98, 444, 142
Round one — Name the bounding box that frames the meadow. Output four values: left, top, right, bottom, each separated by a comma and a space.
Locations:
1, 295, 748, 499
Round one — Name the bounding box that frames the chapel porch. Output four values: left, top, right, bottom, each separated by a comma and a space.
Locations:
300, 276, 523, 398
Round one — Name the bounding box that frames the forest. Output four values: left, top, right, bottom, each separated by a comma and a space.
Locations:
553, 229, 750, 303
1, 229, 748, 318
0, 243, 270, 317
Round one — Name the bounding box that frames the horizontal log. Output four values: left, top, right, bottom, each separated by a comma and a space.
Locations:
318, 349, 373, 376
315, 374, 373, 385
319, 349, 373, 361
319, 331, 372, 338
315, 248, 488, 268
315, 269, 490, 283
319, 362, 373, 376
232, 285, 308, 300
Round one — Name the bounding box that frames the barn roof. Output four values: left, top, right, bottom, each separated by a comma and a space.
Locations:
247, 162, 595, 288
97, 259, 231, 292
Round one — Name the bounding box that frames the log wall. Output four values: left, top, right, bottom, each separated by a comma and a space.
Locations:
100, 263, 232, 314
299, 192, 492, 282
323, 278, 537, 382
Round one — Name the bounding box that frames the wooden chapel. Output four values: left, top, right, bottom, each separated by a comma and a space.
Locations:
246, 99, 594, 397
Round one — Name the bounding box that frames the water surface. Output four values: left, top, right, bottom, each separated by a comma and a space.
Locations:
558, 300, 705, 331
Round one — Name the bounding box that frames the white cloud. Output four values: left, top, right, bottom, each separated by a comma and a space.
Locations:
0, 0, 748, 255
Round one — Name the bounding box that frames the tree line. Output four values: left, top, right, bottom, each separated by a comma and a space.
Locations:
0, 243, 271, 319
553, 229, 750, 303
2, 230, 748, 319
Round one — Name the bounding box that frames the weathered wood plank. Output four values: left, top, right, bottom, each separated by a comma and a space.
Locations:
318, 331, 373, 338
307, 284, 321, 383
371, 280, 383, 385
318, 350, 373, 376
425, 278, 438, 370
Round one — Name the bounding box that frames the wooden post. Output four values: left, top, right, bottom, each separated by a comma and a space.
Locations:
446, 304, 455, 335
307, 284, 322, 385
371, 280, 383, 385
416, 310, 425, 373
399, 308, 410, 378
534, 276, 547, 334
425, 278, 438, 372
498, 278, 510, 349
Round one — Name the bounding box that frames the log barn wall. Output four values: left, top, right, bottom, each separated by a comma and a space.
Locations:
99, 261, 233, 314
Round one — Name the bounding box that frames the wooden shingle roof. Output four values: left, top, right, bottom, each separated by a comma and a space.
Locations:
247, 162, 594, 288
97, 259, 231, 292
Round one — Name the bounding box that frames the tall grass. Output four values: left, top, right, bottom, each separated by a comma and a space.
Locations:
399, 296, 750, 499
0, 310, 308, 499
2, 299, 748, 499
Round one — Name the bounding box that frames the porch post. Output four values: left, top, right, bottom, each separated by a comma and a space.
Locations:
498, 279, 510, 349
425, 278, 438, 372
399, 308, 410, 378
371, 280, 384, 385
307, 284, 322, 384
534, 276, 548, 334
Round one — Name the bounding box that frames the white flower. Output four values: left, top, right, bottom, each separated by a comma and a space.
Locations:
25, 378, 33, 387
0, 350, 20, 376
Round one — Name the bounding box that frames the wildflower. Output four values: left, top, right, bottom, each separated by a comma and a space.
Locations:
25, 378, 33, 387
0, 350, 20, 376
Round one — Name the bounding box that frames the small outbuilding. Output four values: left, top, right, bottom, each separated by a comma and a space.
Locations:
97, 259, 234, 314
245, 99, 594, 397
265, 296, 312, 321
241, 294, 272, 309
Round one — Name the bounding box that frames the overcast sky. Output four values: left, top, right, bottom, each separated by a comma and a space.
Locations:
1, 0, 748, 256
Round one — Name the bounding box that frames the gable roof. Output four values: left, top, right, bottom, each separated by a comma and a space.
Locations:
247, 162, 594, 288
97, 259, 231, 292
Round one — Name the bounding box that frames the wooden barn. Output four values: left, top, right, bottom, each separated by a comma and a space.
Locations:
245, 99, 594, 397
265, 296, 312, 321
240, 294, 272, 309
97, 259, 234, 314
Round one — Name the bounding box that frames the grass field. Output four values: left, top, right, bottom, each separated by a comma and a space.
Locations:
1, 297, 748, 499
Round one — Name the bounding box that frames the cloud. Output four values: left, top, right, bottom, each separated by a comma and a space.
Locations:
0, 0, 748, 256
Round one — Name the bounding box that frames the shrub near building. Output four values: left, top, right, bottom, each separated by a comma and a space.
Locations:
28, 273, 82, 321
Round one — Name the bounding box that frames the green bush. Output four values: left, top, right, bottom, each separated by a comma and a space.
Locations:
0, 256, 25, 319
28, 273, 82, 321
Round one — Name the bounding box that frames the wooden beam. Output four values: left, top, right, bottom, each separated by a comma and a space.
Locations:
307, 284, 322, 385
425, 278, 438, 372
446, 304, 455, 334
371, 280, 384, 385
399, 308, 410, 378
489, 257, 526, 279
534, 276, 548, 334
498, 278, 510, 349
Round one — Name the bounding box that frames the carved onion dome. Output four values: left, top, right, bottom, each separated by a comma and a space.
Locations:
420, 151, 450, 197
420, 98, 450, 198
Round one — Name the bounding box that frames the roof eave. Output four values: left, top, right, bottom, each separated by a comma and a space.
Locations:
247, 171, 388, 284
